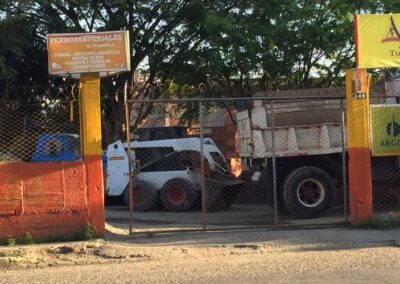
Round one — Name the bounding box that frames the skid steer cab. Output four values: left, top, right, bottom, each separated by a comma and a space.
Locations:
104, 137, 243, 212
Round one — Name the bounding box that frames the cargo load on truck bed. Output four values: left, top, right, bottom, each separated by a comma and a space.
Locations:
235, 88, 350, 219
237, 98, 344, 158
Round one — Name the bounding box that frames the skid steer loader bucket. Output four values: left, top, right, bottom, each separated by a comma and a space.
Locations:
205, 178, 244, 211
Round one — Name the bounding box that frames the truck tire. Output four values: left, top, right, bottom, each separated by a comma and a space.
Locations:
278, 191, 295, 216
282, 166, 335, 218
123, 181, 158, 212
160, 178, 198, 212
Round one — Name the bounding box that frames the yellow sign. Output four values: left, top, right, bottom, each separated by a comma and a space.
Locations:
355, 14, 400, 68
371, 105, 400, 156
47, 31, 130, 76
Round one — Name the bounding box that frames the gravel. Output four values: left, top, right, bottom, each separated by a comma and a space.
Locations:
0, 227, 399, 283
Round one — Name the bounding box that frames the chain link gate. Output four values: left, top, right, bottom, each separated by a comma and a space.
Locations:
121, 94, 348, 234
124, 100, 205, 233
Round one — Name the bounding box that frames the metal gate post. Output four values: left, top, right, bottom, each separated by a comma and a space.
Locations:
271, 100, 278, 227
124, 82, 134, 234
340, 99, 349, 223
199, 100, 207, 230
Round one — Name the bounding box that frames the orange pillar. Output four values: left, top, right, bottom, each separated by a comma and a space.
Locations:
345, 69, 373, 225
80, 73, 105, 235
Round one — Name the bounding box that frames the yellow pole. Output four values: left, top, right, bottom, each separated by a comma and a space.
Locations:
79, 73, 105, 235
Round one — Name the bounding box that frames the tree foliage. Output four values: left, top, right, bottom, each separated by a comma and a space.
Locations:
1, 1, 399, 142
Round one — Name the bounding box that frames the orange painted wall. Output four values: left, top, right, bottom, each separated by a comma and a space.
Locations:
84, 156, 105, 235
0, 161, 98, 240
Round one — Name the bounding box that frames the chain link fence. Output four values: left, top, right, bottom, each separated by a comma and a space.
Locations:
117, 94, 349, 234
2, 82, 399, 233
370, 95, 400, 222
0, 99, 81, 163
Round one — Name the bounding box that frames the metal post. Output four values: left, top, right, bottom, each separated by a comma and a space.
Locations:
271, 101, 278, 227
199, 101, 207, 231
124, 82, 134, 234
340, 99, 349, 223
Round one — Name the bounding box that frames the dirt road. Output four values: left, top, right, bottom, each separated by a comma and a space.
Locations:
1, 227, 400, 283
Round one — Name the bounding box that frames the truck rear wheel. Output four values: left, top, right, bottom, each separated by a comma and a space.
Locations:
160, 178, 198, 212
123, 181, 158, 212
282, 166, 335, 218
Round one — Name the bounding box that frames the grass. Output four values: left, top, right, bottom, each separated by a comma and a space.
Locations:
18, 233, 35, 245
4, 236, 16, 247
359, 217, 400, 230
2, 233, 35, 246
81, 223, 97, 241
2, 223, 98, 246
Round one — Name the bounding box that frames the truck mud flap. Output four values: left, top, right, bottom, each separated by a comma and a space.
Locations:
205, 178, 244, 211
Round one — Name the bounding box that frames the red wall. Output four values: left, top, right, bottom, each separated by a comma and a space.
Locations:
0, 161, 103, 240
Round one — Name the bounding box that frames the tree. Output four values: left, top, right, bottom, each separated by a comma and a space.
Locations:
1, 0, 398, 144
0, 0, 214, 145
159, 0, 397, 92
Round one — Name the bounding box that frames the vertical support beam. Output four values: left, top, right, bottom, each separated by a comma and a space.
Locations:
199, 101, 206, 231
80, 73, 105, 235
124, 82, 134, 235
340, 99, 349, 223
345, 68, 373, 225
271, 100, 278, 227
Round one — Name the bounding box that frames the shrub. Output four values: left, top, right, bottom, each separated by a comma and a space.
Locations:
82, 223, 97, 240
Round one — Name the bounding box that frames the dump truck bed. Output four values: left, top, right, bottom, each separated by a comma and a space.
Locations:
236, 100, 345, 158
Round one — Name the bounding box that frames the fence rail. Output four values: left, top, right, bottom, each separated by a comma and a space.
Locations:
1, 85, 399, 234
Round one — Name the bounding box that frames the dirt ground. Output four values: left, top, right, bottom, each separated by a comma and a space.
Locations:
105, 203, 347, 233
1, 226, 400, 283
1, 203, 399, 283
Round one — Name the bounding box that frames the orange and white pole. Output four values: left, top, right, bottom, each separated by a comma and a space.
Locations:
345, 68, 373, 225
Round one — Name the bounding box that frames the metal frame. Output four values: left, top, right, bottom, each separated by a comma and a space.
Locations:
123, 96, 350, 235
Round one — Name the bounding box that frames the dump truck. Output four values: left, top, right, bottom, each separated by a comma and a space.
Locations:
236, 98, 346, 218
104, 137, 243, 212
236, 89, 400, 219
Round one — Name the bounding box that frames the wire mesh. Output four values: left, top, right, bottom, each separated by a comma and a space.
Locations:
267, 98, 346, 226
372, 156, 400, 219
0, 100, 81, 163
370, 99, 400, 221
118, 96, 348, 234
200, 100, 263, 229
119, 101, 204, 233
